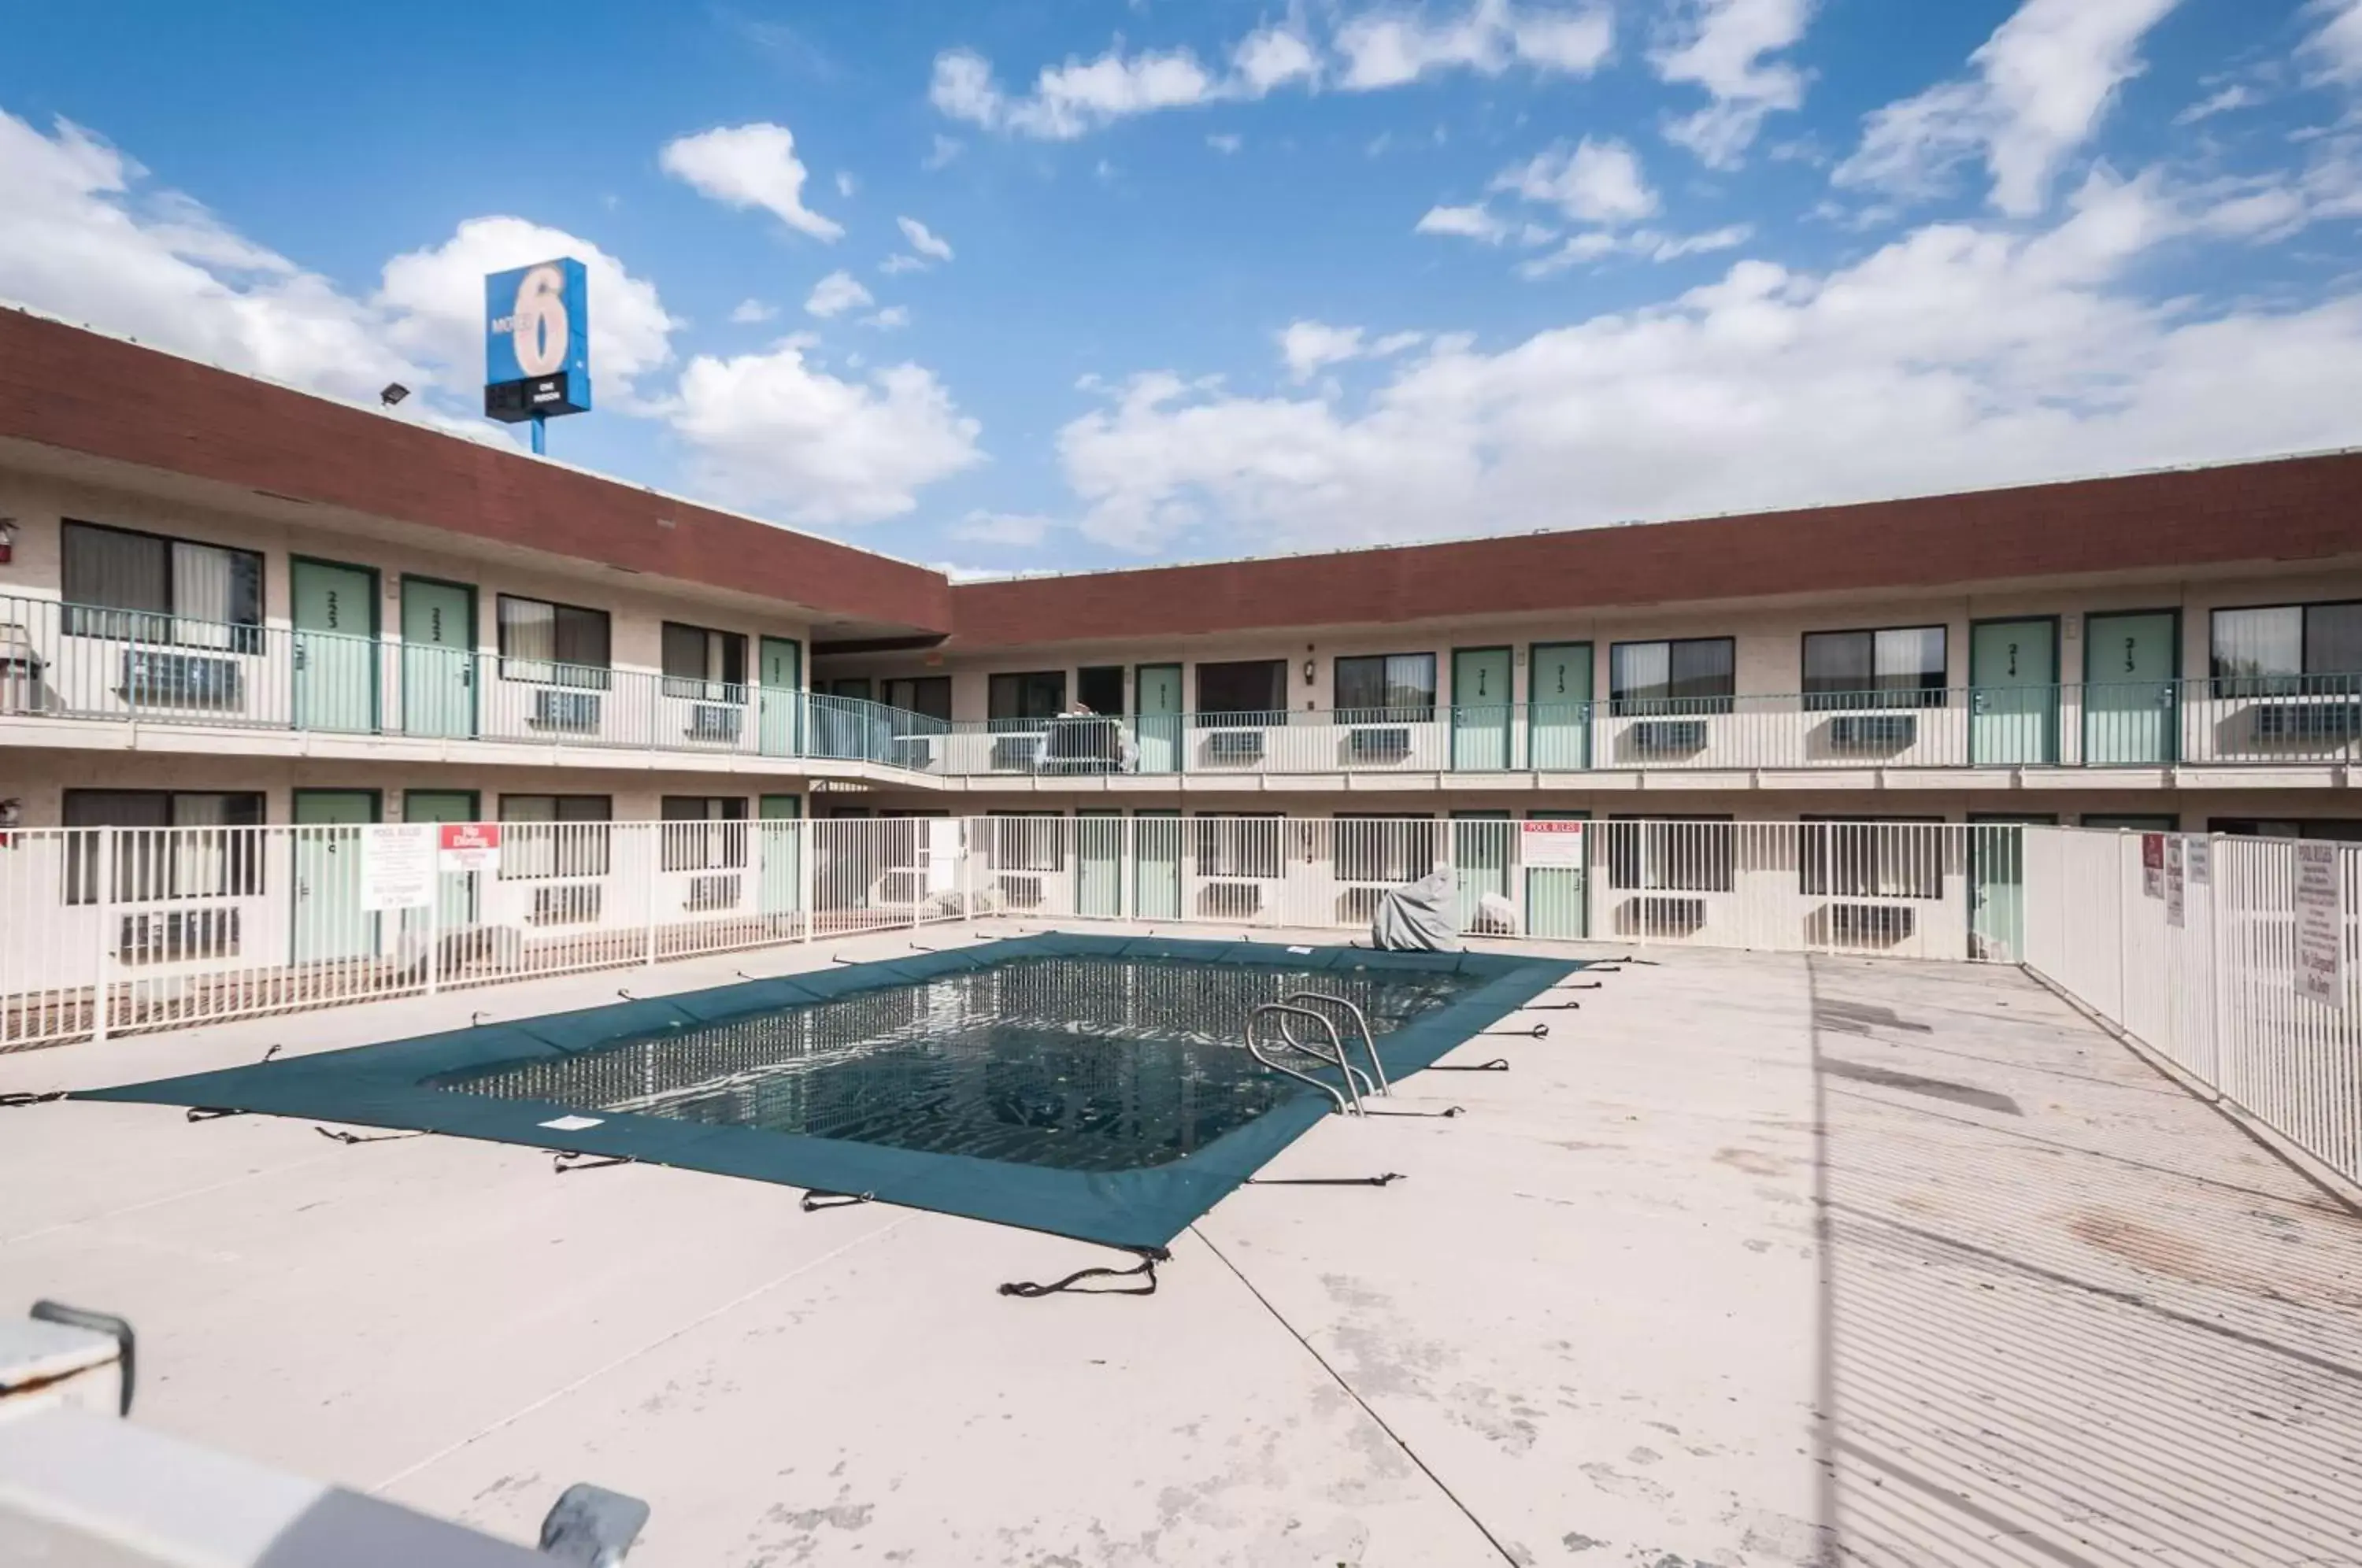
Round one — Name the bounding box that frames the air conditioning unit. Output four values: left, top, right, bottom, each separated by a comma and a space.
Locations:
892, 735, 937, 770
2252, 701, 2362, 744
1338, 886, 1389, 923
989, 734, 1042, 771
118, 908, 240, 963
683, 873, 741, 912
1203, 728, 1267, 764
531, 882, 602, 925
686, 704, 742, 742
1200, 880, 1263, 919
120, 649, 242, 709
1621, 894, 1706, 931
1827, 902, 1915, 945
1347, 727, 1412, 764
996, 872, 1044, 908
1629, 719, 1709, 754
1828, 713, 1917, 751
532, 689, 600, 733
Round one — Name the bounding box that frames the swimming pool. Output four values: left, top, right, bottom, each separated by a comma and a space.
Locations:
78, 934, 1582, 1250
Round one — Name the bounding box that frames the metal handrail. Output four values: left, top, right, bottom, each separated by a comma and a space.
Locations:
1246, 1003, 1364, 1115
1279, 991, 1390, 1096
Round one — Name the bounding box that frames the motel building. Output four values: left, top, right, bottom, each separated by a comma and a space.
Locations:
0, 303, 2358, 1045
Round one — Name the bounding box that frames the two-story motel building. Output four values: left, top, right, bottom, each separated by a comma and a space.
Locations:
2, 305, 2358, 959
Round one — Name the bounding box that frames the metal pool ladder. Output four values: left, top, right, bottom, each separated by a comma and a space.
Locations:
1279, 992, 1390, 1099
1246, 1003, 1368, 1115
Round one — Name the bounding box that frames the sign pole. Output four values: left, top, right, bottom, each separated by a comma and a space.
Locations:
530, 413, 546, 457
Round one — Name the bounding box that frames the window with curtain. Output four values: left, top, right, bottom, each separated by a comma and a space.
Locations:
61, 789, 264, 904
1609, 638, 1736, 716
1801, 627, 1948, 710
1798, 819, 1946, 899
881, 675, 953, 721
1195, 659, 1287, 721
61, 521, 263, 653
497, 596, 611, 688
660, 622, 747, 701
1333, 814, 1435, 882
2212, 603, 2362, 696
1334, 653, 1438, 719
1194, 814, 1283, 878
661, 795, 750, 870
498, 793, 613, 878
987, 671, 1067, 728
1604, 816, 1736, 891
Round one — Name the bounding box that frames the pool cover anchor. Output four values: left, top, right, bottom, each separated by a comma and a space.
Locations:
801, 1189, 875, 1212
553, 1150, 636, 1174
1246, 1170, 1409, 1187
184, 1106, 246, 1122
315, 1125, 428, 1145
998, 1245, 1167, 1300
1484, 1023, 1549, 1039
0, 1090, 66, 1108
1427, 1058, 1511, 1072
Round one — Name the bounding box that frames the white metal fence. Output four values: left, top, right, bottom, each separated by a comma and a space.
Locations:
2022, 825, 2362, 1187
2, 816, 2038, 1050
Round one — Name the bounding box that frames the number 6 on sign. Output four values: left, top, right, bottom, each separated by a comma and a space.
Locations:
511, 264, 569, 377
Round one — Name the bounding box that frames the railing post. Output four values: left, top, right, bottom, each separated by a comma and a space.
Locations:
644, 823, 659, 967
964, 815, 977, 926
425, 853, 442, 997
90, 829, 114, 1045
801, 818, 817, 943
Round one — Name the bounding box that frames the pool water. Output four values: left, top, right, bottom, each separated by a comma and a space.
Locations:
431, 956, 1483, 1172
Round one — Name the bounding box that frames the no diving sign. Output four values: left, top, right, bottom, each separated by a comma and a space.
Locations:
439, 822, 502, 875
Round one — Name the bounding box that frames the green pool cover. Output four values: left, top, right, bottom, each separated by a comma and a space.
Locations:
76, 934, 1583, 1252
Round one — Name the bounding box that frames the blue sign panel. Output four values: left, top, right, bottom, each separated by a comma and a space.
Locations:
483, 257, 591, 422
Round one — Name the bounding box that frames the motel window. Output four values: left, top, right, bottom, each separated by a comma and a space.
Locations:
1609, 639, 1735, 716
61, 520, 264, 653
1076, 665, 1125, 717
61, 790, 265, 905
661, 796, 750, 871
1604, 817, 1735, 892
1798, 819, 1946, 900
497, 595, 612, 688
1334, 654, 1438, 720
880, 676, 953, 722
1195, 814, 1283, 880
986, 811, 1064, 872
499, 793, 613, 879
661, 622, 746, 701
2210, 602, 2362, 697
1196, 659, 1287, 721
1334, 814, 1435, 883
1801, 627, 1947, 710
2209, 818, 2362, 842
988, 671, 1068, 728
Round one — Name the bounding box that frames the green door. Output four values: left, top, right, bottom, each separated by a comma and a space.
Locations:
1135, 810, 1182, 919
1529, 643, 1592, 771
402, 789, 479, 935
1076, 810, 1123, 918
758, 638, 803, 757
292, 789, 378, 963
1452, 648, 1514, 771
1452, 812, 1512, 933
1968, 815, 2053, 963
2083, 612, 2178, 765
1524, 811, 1590, 938
1136, 664, 1183, 775
399, 579, 474, 738
758, 795, 803, 917
292, 559, 379, 734
1970, 619, 2057, 765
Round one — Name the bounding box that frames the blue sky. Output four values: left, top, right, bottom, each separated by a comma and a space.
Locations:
3, 1, 2360, 576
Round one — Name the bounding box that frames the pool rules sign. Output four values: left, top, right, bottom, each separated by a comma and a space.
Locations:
2295, 843, 2346, 1009
1520, 819, 1585, 867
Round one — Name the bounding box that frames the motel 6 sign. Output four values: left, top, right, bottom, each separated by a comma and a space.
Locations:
483, 257, 592, 423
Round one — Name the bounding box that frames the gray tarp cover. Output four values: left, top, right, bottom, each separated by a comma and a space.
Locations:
1372, 869, 1462, 952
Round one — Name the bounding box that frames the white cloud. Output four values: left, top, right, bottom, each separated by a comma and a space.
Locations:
1279, 321, 1368, 379
1492, 138, 1659, 224
1055, 172, 2362, 558
879, 253, 929, 276
1417, 203, 1511, 242
1208, 132, 1245, 154
730, 298, 778, 324
924, 134, 965, 170
1517, 222, 1753, 275
804, 269, 873, 318
2307, 0, 2362, 83
1835, 0, 2181, 217
378, 216, 679, 406
1335, 1, 1613, 90
897, 215, 954, 261
1650, 0, 1817, 168
658, 123, 843, 241
668, 342, 982, 525
835, 170, 857, 198
864, 305, 912, 330
1233, 24, 1321, 93
931, 44, 1217, 139
950, 510, 1055, 547
2175, 83, 2257, 125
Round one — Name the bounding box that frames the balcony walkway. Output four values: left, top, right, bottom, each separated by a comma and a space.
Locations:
1, 931, 2354, 1566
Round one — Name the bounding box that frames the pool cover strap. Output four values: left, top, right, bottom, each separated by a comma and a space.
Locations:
999, 1248, 1164, 1300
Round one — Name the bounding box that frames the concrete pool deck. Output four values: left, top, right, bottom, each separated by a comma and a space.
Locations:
2, 928, 2357, 1566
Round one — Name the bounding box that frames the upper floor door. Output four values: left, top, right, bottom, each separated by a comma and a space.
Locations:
1529, 643, 1592, 770
400, 578, 475, 739
2083, 611, 2179, 765
758, 637, 802, 757
1451, 648, 1513, 771
1135, 664, 1183, 774
291, 559, 379, 734
1970, 619, 2057, 765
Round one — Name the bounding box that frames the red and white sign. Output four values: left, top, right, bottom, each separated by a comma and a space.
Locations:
1520, 819, 1586, 869
2295, 842, 2345, 1010
2141, 834, 2166, 899
439, 822, 502, 875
